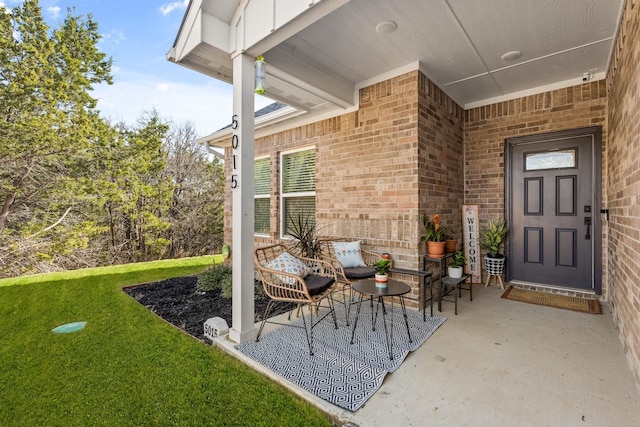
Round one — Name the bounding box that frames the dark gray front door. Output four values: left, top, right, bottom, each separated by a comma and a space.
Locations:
506, 127, 602, 293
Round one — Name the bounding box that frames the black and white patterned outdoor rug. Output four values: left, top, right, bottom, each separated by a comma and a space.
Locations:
235, 301, 446, 411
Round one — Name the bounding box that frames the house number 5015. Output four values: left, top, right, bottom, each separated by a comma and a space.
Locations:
231, 114, 238, 189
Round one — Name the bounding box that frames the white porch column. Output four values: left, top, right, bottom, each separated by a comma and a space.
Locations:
229, 53, 257, 343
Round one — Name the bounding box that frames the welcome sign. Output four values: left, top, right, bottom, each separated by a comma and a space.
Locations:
462, 205, 481, 283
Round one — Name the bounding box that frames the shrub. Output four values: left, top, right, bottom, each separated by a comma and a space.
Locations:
197, 264, 266, 301
197, 264, 232, 297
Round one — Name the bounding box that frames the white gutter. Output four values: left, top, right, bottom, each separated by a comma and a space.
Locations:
204, 143, 224, 160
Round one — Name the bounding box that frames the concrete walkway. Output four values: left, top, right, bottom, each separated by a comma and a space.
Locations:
217, 284, 640, 427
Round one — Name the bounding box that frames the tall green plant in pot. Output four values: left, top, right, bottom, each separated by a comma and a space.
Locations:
286, 211, 322, 258
480, 218, 509, 276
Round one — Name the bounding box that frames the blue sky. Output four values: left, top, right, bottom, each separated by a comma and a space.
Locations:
2, 0, 272, 136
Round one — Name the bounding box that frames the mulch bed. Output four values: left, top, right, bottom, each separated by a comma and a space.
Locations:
123, 276, 290, 342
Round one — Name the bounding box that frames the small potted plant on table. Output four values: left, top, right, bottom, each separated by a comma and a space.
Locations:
448, 250, 466, 279
372, 258, 392, 287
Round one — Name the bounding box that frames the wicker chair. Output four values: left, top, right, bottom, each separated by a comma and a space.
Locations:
254, 243, 338, 355
317, 238, 380, 325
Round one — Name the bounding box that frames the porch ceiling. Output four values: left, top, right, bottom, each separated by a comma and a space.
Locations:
169, 0, 623, 115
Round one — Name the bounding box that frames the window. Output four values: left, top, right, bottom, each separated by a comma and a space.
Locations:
281, 147, 315, 237
254, 157, 270, 235
525, 148, 577, 171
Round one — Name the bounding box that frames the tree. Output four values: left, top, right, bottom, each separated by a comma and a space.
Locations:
163, 121, 225, 257
0, 2, 226, 276
0, 0, 112, 275
96, 112, 174, 264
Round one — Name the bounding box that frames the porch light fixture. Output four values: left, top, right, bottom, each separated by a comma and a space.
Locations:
255, 55, 266, 95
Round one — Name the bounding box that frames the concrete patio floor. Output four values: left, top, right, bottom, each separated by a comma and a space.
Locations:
216, 284, 640, 427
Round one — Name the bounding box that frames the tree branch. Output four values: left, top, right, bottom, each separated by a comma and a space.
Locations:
27, 206, 74, 239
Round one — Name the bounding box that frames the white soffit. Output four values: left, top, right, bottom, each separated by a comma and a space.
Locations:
259, 0, 623, 108
171, 0, 624, 118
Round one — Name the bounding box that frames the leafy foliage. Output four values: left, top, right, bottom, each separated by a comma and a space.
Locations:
0, 3, 227, 277
0, 0, 113, 275
96, 112, 174, 263
196, 263, 233, 297
421, 213, 450, 242
480, 218, 509, 257
372, 258, 392, 274
450, 250, 466, 268
286, 210, 323, 258
196, 264, 267, 301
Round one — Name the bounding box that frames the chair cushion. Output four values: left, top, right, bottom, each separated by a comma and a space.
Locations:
344, 266, 376, 279
331, 241, 366, 268
265, 252, 312, 285
304, 274, 335, 295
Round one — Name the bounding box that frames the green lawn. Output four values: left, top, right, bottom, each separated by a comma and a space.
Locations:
0, 257, 332, 426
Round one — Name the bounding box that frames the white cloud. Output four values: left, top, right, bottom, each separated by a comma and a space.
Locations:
159, 0, 189, 17
47, 6, 60, 19
101, 29, 127, 46
156, 82, 173, 93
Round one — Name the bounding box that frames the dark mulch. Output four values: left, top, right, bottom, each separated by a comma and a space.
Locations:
123, 276, 293, 342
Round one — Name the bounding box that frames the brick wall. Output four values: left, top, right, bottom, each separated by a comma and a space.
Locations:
418, 73, 466, 248
606, 0, 640, 390
225, 71, 464, 307
227, 71, 467, 254
226, 72, 423, 252
315, 73, 421, 254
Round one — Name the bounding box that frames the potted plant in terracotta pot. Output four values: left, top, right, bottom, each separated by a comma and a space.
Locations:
448, 250, 466, 279
480, 218, 509, 276
372, 258, 392, 287
421, 213, 449, 258
444, 232, 458, 253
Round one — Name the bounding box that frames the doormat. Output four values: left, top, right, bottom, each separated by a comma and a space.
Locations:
501, 286, 601, 314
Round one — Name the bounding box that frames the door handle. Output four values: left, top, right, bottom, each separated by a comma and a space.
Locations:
584, 217, 591, 240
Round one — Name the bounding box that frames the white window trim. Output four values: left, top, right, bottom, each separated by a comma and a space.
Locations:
280, 146, 316, 239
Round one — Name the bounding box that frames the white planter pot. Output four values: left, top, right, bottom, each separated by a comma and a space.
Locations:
448, 266, 463, 279
375, 273, 388, 287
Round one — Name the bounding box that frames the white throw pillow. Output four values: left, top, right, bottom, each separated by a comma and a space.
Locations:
266, 252, 312, 285
331, 241, 366, 268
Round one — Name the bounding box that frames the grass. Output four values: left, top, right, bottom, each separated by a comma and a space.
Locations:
0, 257, 332, 426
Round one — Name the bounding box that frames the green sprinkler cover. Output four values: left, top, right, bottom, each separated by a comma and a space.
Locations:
52, 321, 87, 334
